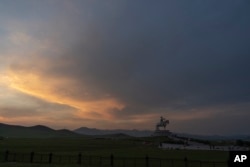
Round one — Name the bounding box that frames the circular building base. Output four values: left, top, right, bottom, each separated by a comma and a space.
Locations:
152, 130, 171, 136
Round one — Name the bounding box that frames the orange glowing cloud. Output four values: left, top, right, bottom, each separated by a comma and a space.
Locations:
3, 67, 125, 121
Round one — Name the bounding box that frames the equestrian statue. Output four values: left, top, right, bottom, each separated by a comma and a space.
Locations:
156, 116, 169, 131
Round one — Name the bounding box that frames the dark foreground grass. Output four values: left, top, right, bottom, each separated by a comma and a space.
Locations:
0, 137, 229, 167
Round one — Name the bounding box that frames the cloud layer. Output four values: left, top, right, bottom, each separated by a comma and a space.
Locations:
0, 0, 250, 134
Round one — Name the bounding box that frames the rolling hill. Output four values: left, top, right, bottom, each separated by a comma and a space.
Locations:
0, 123, 80, 138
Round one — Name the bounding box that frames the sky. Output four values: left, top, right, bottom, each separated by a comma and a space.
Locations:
0, 0, 250, 135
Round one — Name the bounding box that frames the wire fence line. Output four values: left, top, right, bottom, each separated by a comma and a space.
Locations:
1, 150, 228, 167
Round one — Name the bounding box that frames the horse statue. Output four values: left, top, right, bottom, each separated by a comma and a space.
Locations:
156, 116, 169, 130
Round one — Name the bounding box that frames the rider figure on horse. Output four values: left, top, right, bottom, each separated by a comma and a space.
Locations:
156, 116, 169, 130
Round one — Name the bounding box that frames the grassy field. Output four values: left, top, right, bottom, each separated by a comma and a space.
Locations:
0, 136, 229, 167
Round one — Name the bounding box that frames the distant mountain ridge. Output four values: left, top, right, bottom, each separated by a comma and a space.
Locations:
0, 123, 80, 138
74, 127, 153, 137
0, 123, 249, 140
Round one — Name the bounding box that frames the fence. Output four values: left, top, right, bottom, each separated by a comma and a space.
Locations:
1, 150, 227, 167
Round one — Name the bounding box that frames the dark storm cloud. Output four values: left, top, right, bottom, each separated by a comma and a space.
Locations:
51, 0, 250, 110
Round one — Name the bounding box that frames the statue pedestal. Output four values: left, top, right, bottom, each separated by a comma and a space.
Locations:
152, 130, 171, 136
154, 116, 170, 136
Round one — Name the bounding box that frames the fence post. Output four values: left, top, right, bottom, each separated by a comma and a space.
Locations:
78, 153, 82, 165
184, 157, 188, 167
100, 156, 102, 166
59, 155, 62, 163
5, 150, 9, 162
13, 153, 16, 161
227, 159, 230, 167
146, 155, 149, 167
89, 155, 92, 166
110, 154, 114, 167
123, 158, 125, 167
49, 153, 53, 164
30, 152, 34, 163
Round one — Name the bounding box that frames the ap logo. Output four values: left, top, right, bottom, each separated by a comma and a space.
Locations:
229, 151, 250, 167
234, 155, 247, 163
